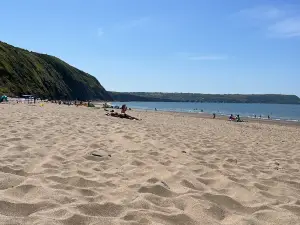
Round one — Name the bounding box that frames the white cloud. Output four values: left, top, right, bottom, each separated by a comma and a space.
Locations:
268, 17, 300, 38
96, 17, 149, 37
188, 55, 228, 61
97, 28, 104, 37
238, 6, 285, 20
237, 5, 300, 38
113, 17, 150, 31
175, 52, 228, 61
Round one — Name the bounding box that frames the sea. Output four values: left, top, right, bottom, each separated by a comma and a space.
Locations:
112, 102, 300, 122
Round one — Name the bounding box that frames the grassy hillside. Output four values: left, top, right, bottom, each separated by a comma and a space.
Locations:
110, 92, 300, 104
0, 41, 112, 100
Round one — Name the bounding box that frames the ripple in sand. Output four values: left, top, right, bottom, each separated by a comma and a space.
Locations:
180, 179, 205, 191
138, 184, 175, 198
4, 184, 47, 200
0, 173, 25, 190
131, 160, 145, 166
280, 204, 300, 217
75, 202, 124, 217
201, 193, 270, 214
5, 137, 22, 142
77, 188, 98, 197
46, 176, 100, 188
0, 166, 29, 177
60, 214, 94, 225
148, 212, 197, 225
0, 200, 57, 217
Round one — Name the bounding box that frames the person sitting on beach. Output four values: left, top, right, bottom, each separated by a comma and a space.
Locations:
229, 114, 235, 121
121, 104, 127, 114
236, 115, 243, 122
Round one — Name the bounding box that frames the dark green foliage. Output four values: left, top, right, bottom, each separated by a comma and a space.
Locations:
0, 41, 112, 100
110, 92, 300, 104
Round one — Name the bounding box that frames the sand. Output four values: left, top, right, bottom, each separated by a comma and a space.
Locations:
0, 103, 300, 225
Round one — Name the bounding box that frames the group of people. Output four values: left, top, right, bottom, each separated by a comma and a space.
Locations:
212, 113, 244, 122
254, 114, 271, 119
229, 114, 243, 122
105, 104, 140, 120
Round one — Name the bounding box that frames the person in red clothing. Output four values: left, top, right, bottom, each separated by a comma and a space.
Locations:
229, 114, 235, 121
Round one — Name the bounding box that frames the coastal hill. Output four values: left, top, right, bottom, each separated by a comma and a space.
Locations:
110, 92, 300, 104
0, 41, 112, 100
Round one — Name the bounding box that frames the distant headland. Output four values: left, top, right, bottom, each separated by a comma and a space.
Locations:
109, 92, 300, 104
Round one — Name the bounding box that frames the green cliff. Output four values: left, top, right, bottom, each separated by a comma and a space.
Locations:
0, 41, 112, 100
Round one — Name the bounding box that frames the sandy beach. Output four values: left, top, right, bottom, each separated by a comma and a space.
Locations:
0, 103, 300, 225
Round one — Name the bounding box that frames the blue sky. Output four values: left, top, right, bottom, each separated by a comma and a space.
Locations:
1, 0, 300, 96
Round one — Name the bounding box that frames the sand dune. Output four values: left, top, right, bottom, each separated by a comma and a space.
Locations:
0, 103, 299, 225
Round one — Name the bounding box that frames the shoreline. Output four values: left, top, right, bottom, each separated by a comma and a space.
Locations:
101, 101, 300, 125
130, 108, 300, 127
90, 101, 300, 127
